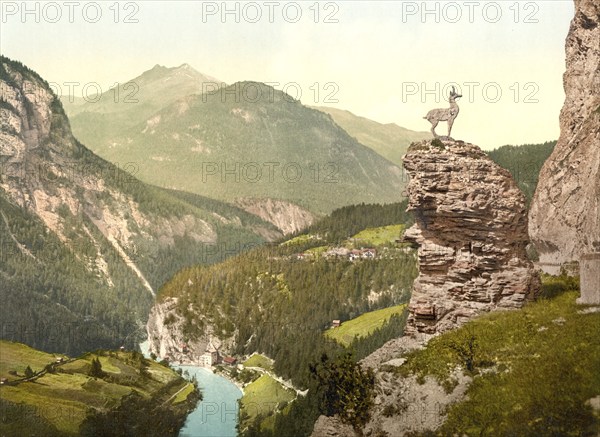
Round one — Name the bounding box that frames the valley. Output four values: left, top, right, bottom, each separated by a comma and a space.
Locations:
0, 56, 279, 355
1, 0, 597, 434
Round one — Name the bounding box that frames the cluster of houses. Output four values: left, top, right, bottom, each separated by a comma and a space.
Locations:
349, 248, 377, 260
296, 247, 377, 261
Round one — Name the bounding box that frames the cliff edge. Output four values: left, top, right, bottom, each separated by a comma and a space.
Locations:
529, 0, 600, 270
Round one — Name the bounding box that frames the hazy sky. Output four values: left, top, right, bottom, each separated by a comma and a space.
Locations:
2, 1, 574, 149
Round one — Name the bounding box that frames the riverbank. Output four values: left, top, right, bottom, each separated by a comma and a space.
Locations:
140, 340, 243, 437
177, 366, 242, 437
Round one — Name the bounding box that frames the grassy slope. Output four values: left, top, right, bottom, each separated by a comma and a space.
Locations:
397, 283, 600, 436
0, 342, 64, 379
0, 341, 195, 436
173, 382, 196, 404
350, 224, 404, 247
285, 224, 404, 252
243, 354, 274, 371
325, 304, 408, 347
240, 374, 296, 430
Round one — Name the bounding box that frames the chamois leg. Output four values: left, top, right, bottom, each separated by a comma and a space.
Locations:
430, 120, 439, 138
447, 118, 454, 138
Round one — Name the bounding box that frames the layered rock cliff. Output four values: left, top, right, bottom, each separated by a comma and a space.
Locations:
529, 0, 600, 269
402, 140, 540, 335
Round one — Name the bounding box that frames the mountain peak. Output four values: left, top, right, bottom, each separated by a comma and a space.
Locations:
149, 64, 167, 72
137, 63, 217, 84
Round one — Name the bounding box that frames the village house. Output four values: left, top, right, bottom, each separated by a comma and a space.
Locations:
223, 356, 237, 366
361, 248, 377, 259
198, 353, 213, 367
331, 319, 341, 328
324, 247, 350, 259
207, 341, 220, 364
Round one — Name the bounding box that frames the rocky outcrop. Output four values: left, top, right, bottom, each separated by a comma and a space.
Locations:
310, 334, 466, 437
146, 297, 234, 364
310, 415, 357, 437
402, 140, 540, 335
235, 197, 316, 235
529, 0, 600, 270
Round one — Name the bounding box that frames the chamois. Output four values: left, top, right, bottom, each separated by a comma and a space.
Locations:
424, 86, 462, 139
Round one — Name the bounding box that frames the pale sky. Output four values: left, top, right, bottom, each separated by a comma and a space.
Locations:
1, 1, 574, 149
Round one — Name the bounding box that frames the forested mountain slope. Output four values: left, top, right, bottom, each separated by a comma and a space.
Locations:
0, 56, 278, 354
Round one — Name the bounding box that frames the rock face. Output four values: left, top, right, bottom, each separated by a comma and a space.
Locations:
235, 197, 316, 235
310, 415, 357, 437
403, 140, 540, 335
578, 254, 600, 304
310, 334, 465, 437
146, 297, 234, 364
529, 0, 600, 270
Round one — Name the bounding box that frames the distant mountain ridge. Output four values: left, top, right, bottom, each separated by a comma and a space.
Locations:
64, 69, 408, 215
63, 63, 220, 117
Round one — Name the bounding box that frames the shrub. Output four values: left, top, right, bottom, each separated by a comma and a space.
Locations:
431, 138, 445, 149
88, 358, 105, 378
310, 352, 375, 432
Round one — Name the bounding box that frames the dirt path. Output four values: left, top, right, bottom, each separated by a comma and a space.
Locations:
161, 382, 193, 406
